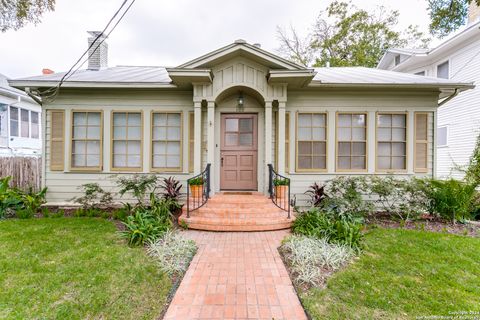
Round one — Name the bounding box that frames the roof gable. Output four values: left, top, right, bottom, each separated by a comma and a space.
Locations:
177, 39, 306, 70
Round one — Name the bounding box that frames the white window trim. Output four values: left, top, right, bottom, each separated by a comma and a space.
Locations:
437, 125, 448, 148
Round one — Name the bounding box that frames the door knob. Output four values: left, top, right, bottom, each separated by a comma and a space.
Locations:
221, 157, 224, 167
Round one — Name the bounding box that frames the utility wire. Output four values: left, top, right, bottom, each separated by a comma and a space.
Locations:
42, 0, 136, 101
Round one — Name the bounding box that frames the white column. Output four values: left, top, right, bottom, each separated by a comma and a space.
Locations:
367, 111, 376, 173
207, 101, 215, 194
407, 111, 415, 174
193, 101, 202, 174
277, 102, 286, 175
327, 110, 336, 173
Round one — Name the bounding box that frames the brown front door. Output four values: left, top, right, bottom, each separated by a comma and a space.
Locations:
220, 114, 258, 190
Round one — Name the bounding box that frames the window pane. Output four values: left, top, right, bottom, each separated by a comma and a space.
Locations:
87, 126, 101, 139
338, 114, 351, 126
378, 157, 390, 169
113, 155, 126, 167
87, 112, 100, 125
72, 154, 86, 167
31, 123, 39, 139
153, 127, 167, 140
352, 114, 365, 126
87, 141, 100, 155
127, 155, 141, 167
127, 140, 141, 154
167, 127, 181, 140
378, 142, 391, 156
338, 156, 350, 169
73, 112, 86, 125
31, 112, 39, 124
338, 127, 351, 140
392, 156, 406, 169
312, 127, 326, 140
72, 141, 86, 154
352, 157, 365, 169
10, 107, 18, 120
437, 61, 449, 79
438, 126, 447, 146
113, 113, 127, 126
352, 142, 366, 156
113, 141, 127, 154
298, 141, 311, 155
21, 110, 29, 137
392, 114, 406, 127
378, 128, 391, 141
239, 133, 253, 146
225, 133, 237, 146
113, 126, 127, 139
128, 126, 142, 140
298, 127, 311, 140
167, 114, 181, 126
239, 119, 252, 132
312, 114, 325, 127
298, 114, 311, 127
312, 142, 326, 155
298, 156, 311, 169
10, 121, 18, 136
226, 119, 238, 131
153, 113, 167, 126
377, 114, 391, 127
338, 142, 350, 156
392, 142, 406, 156
352, 127, 365, 140
166, 155, 180, 167
86, 155, 100, 167
166, 141, 180, 155
153, 141, 166, 155
73, 126, 86, 139
153, 155, 166, 168
312, 156, 326, 169
127, 113, 141, 126
392, 128, 406, 141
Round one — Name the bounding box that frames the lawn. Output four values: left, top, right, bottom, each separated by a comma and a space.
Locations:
0, 218, 172, 320
301, 228, 480, 319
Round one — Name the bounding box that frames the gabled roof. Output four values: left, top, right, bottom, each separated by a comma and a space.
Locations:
177, 39, 306, 70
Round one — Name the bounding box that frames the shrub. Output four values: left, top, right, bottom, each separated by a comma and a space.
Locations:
115, 174, 158, 205
0, 177, 47, 219
159, 177, 182, 213
280, 235, 354, 287
71, 183, 113, 210
147, 231, 197, 276
304, 182, 327, 207
292, 208, 364, 251
464, 133, 480, 186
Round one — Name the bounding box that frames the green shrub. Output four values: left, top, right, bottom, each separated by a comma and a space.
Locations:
292, 208, 364, 251
115, 174, 158, 205
71, 183, 113, 210
0, 177, 47, 219
159, 177, 183, 213
0, 177, 23, 218
426, 179, 476, 222
304, 182, 327, 207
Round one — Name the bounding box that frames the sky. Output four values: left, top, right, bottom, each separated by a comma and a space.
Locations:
0, 0, 433, 79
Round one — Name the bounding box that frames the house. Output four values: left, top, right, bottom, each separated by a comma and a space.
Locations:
377, 3, 480, 179
9, 33, 473, 230
0, 73, 41, 156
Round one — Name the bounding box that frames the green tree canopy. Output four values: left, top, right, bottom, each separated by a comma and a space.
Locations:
0, 0, 55, 32
277, 1, 430, 67
428, 0, 480, 38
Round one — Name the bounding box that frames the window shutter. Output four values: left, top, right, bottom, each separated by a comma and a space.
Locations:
50, 110, 65, 171
414, 113, 428, 172
189, 112, 194, 173
285, 112, 290, 172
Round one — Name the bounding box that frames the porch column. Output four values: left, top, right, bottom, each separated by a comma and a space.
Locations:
207, 101, 215, 194
193, 101, 202, 174
277, 102, 286, 175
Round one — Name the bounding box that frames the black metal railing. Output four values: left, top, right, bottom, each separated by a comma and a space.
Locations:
186, 163, 211, 218
267, 164, 291, 218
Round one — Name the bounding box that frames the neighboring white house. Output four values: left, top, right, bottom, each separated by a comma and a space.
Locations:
0, 73, 42, 156
9, 33, 473, 206
377, 4, 480, 178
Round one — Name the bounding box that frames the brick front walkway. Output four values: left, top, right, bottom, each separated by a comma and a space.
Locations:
164, 230, 307, 320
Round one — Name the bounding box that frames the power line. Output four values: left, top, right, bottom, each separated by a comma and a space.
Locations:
42, 0, 136, 101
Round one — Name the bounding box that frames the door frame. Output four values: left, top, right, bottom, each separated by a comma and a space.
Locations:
219, 112, 259, 191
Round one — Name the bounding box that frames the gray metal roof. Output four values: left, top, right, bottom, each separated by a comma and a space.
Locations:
0, 73, 34, 100
312, 67, 467, 85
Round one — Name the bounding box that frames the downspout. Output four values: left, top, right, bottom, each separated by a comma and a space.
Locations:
438, 88, 459, 107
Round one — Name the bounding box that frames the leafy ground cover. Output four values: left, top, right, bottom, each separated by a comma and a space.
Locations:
297, 228, 480, 319
0, 218, 172, 319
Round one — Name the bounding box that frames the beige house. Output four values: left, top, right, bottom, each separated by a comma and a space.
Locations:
10, 35, 474, 216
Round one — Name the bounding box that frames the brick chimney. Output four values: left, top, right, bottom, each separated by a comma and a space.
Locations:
42, 68, 54, 74
468, 1, 480, 25
87, 31, 108, 71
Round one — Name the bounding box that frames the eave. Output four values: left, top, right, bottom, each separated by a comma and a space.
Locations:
267, 69, 317, 88
166, 68, 213, 85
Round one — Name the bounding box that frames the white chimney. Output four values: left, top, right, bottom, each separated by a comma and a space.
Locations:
87, 31, 108, 70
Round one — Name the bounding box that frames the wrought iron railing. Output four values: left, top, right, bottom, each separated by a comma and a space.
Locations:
267, 164, 291, 218
186, 163, 211, 218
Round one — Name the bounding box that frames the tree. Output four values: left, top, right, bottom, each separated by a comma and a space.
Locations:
428, 0, 480, 38
277, 1, 430, 68
0, 0, 55, 32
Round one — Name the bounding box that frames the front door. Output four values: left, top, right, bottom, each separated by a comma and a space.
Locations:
220, 114, 258, 190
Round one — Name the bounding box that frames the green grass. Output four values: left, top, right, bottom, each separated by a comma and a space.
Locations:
0, 218, 172, 320
301, 228, 480, 319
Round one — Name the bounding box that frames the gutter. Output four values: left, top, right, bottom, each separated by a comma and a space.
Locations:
438, 88, 459, 106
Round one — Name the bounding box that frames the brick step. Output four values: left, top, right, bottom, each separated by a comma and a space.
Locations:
178, 216, 293, 232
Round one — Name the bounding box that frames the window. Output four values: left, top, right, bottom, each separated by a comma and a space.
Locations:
437, 61, 449, 79
377, 113, 407, 171
438, 126, 448, 147
112, 112, 142, 170
10, 106, 18, 136
21, 109, 29, 137
336, 113, 367, 170
152, 112, 182, 171
188, 112, 194, 173
50, 110, 65, 171
71, 111, 102, 170
31, 111, 39, 139
394, 54, 401, 66
415, 71, 425, 76
415, 113, 429, 172
296, 113, 327, 171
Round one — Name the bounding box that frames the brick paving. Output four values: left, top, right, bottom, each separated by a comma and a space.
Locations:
164, 230, 307, 320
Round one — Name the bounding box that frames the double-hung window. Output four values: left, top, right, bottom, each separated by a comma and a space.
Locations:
377, 113, 407, 171
31, 111, 39, 139
21, 109, 29, 138
152, 112, 182, 171
112, 112, 142, 170
296, 113, 327, 171
71, 111, 102, 170
10, 106, 19, 136
337, 113, 367, 171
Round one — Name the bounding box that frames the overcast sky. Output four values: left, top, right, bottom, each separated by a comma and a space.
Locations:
0, 0, 434, 79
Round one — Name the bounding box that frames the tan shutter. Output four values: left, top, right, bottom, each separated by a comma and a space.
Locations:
285, 112, 290, 172
188, 112, 194, 173
50, 110, 65, 171
414, 112, 428, 172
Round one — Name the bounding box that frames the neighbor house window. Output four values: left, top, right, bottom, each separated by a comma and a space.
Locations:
10, 106, 18, 136
437, 61, 449, 79
377, 113, 407, 171
438, 126, 448, 147
152, 112, 182, 171
414, 112, 429, 172
336, 113, 367, 171
71, 111, 102, 170
21, 109, 29, 138
415, 71, 425, 76
112, 111, 142, 170
31, 111, 39, 139
296, 113, 327, 171
394, 55, 401, 66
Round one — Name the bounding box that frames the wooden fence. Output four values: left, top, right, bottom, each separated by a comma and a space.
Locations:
0, 156, 42, 191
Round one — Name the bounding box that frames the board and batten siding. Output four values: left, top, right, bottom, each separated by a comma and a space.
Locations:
43, 89, 194, 202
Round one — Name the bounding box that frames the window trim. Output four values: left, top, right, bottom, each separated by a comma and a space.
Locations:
150, 111, 183, 173
375, 111, 408, 173
335, 112, 368, 173
414, 112, 429, 173
436, 60, 450, 79
437, 125, 448, 148
110, 110, 144, 172
295, 112, 328, 173
69, 110, 104, 172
